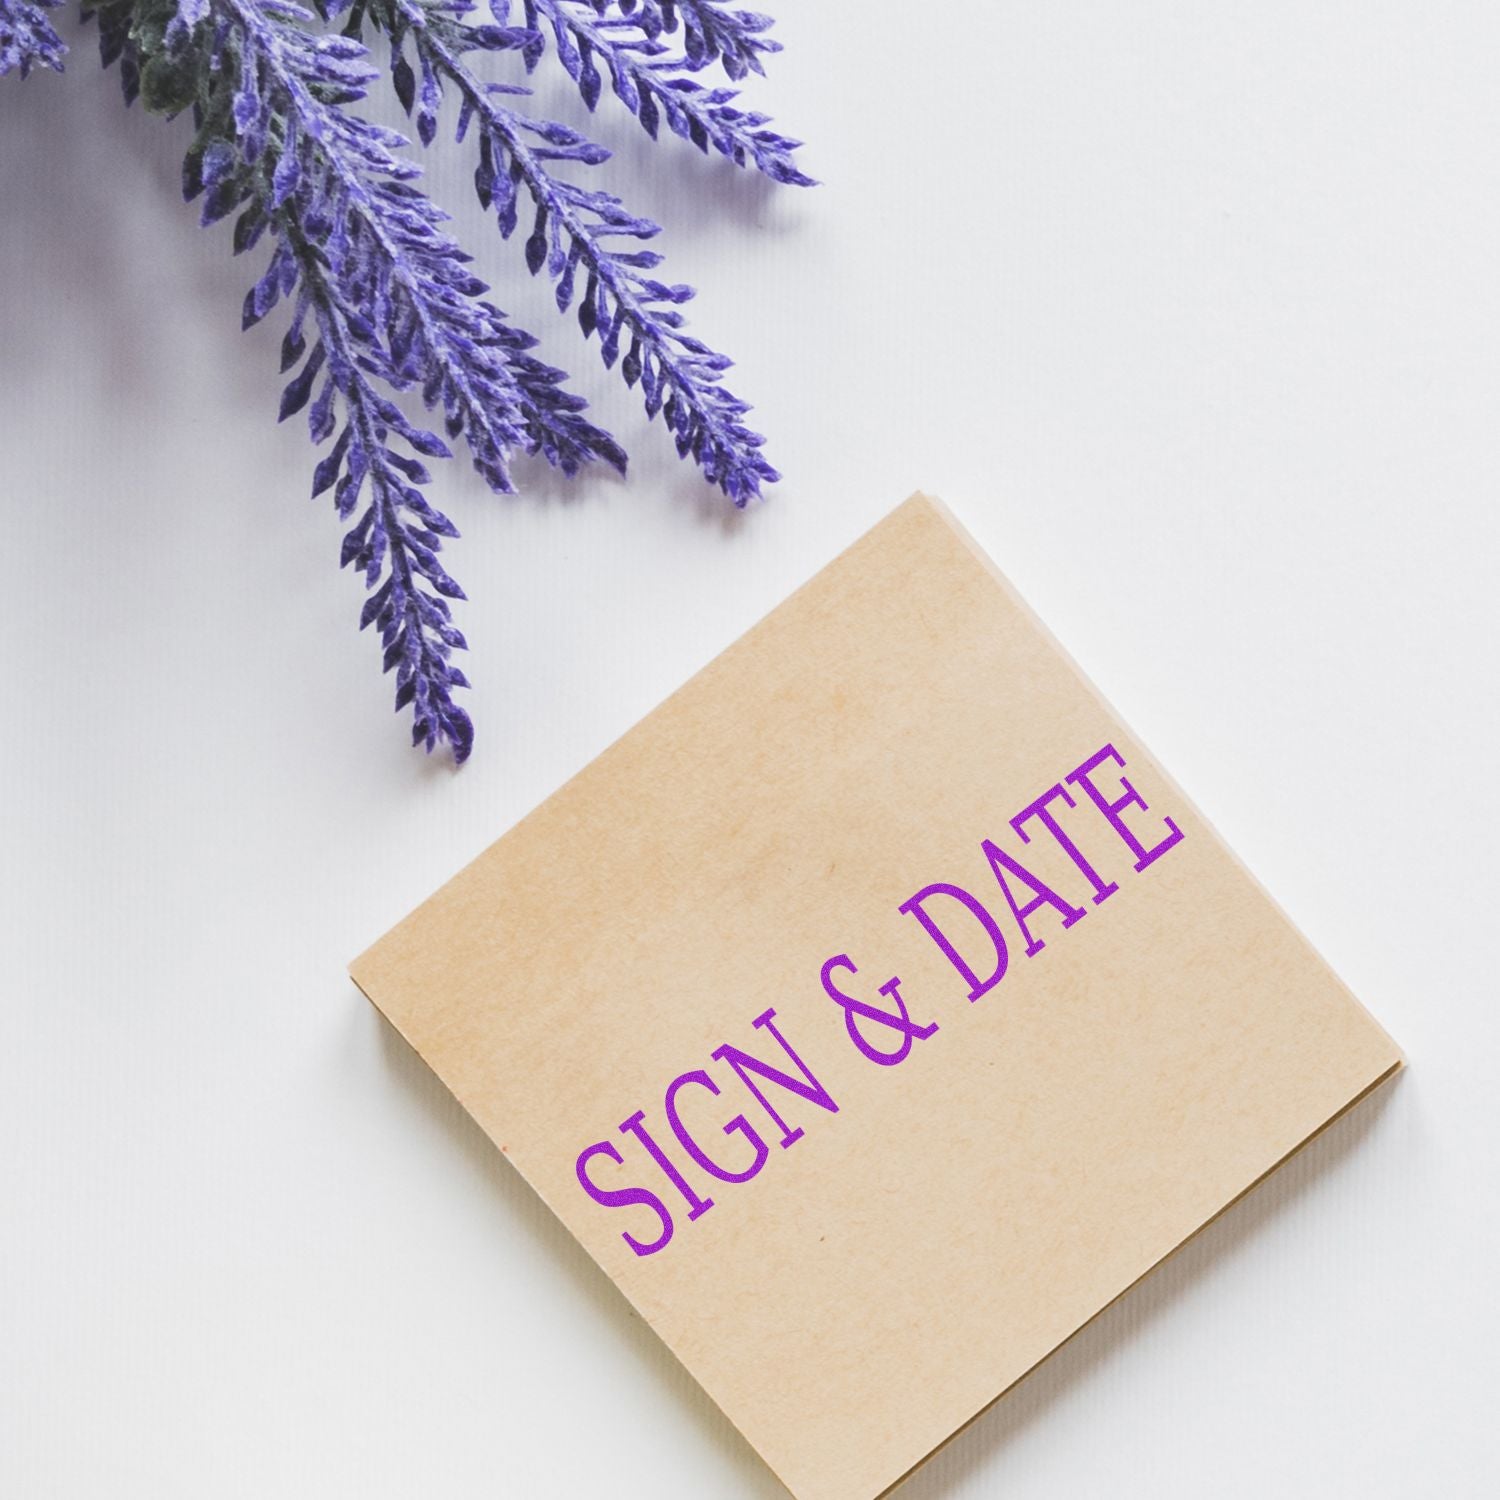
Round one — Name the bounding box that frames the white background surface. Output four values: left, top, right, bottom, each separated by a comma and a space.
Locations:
3, 4, 1497, 1496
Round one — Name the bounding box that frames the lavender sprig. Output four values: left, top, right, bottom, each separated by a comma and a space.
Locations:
85, 0, 634, 758
520, 1, 811, 184
617, 1, 783, 81
29, 0, 807, 760
0, 0, 67, 77
204, 0, 493, 756
364, 0, 782, 501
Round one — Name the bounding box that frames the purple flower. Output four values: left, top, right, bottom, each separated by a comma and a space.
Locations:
521, 2, 810, 182
62, 0, 810, 760
366, 0, 797, 503
0, 0, 67, 78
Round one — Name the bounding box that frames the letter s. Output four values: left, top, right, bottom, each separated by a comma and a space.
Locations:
575, 1140, 674, 1257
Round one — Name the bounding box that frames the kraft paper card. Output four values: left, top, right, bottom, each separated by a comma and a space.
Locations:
351, 494, 1402, 1500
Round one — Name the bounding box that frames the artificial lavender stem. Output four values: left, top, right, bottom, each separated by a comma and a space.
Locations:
0, 0, 66, 77
40, 0, 808, 758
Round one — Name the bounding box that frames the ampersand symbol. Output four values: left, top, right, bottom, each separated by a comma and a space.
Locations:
821, 954, 939, 1067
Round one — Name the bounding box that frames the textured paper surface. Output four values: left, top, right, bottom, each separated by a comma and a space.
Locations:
351, 495, 1401, 1500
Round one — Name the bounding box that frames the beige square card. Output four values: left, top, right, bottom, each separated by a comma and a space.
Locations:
351, 495, 1401, 1500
